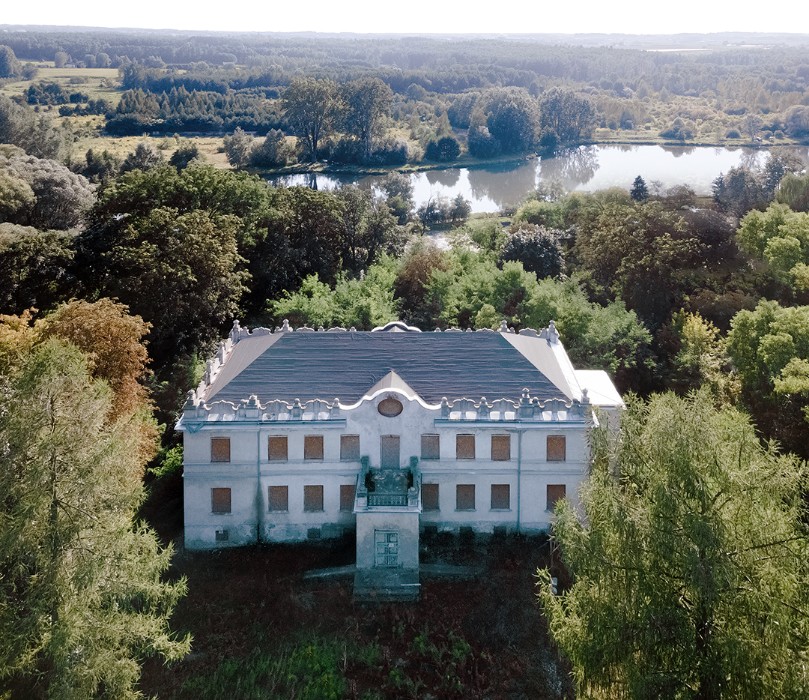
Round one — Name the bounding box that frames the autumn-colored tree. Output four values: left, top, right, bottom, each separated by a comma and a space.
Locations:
38, 298, 151, 420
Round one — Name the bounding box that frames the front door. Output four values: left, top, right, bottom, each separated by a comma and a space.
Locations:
374, 530, 399, 567
380, 435, 400, 469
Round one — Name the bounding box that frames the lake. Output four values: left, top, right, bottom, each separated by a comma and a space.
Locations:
269, 144, 809, 214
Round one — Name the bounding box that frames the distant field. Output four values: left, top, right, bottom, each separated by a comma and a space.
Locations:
0, 64, 121, 104
69, 132, 230, 168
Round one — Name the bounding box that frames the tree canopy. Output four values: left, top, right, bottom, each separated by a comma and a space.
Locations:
0, 331, 189, 698
539, 391, 809, 700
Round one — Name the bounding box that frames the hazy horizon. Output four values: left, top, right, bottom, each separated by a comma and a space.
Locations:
2, 0, 806, 37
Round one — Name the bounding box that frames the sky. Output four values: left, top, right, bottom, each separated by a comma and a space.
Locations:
2, 0, 806, 36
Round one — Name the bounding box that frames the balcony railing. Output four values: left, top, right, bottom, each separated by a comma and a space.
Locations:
355, 456, 421, 510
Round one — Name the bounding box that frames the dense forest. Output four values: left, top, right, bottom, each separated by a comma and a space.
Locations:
2, 27, 809, 699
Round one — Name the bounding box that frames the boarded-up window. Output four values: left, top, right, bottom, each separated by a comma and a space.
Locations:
340, 435, 360, 461
211, 487, 231, 513
491, 484, 510, 510
456, 434, 475, 460
304, 435, 324, 460
304, 485, 324, 512
340, 484, 355, 511
547, 484, 567, 511
422, 483, 439, 511
491, 435, 511, 461
268, 436, 288, 461
421, 434, 440, 460
456, 484, 475, 511
547, 435, 566, 462
268, 485, 288, 512
210, 437, 231, 463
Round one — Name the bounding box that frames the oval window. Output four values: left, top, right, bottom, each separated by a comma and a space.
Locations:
378, 397, 403, 417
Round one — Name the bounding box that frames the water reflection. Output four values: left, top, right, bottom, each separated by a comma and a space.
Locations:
467, 161, 537, 210
425, 168, 461, 187
539, 146, 599, 190
267, 145, 809, 214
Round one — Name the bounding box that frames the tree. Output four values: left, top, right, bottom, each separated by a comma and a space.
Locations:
482, 88, 538, 155
169, 142, 202, 170
282, 77, 335, 162
0, 99, 66, 159
575, 200, 700, 330
538, 88, 596, 150
121, 142, 165, 173
38, 299, 152, 420
0, 45, 21, 79
776, 173, 809, 213
84, 207, 248, 365
249, 129, 293, 167
630, 175, 649, 202
0, 224, 76, 315
223, 126, 254, 168
424, 135, 461, 162
500, 224, 564, 279
0, 148, 95, 230
726, 299, 809, 453
0, 338, 190, 698
539, 391, 809, 700
339, 77, 393, 161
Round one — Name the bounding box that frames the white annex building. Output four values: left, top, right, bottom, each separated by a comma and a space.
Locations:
178, 320, 623, 573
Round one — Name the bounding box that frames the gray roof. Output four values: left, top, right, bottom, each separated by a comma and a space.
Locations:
206, 331, 579, 405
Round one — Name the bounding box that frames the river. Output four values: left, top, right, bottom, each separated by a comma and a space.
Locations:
268, 144, 809, 214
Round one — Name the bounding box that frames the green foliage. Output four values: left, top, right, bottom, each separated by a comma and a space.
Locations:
0, 339, 189, 698
223, 126, 255, 168
777, 172, 809, 213
181, 638, 347, 700
539, 391, 809, 700
271, 260, 398, 330
0, 98, 66, 160
0, 225, 77, 315
338, 77, 393, 161
668, 311, 738, 402
249, 129, 293, 167
500, 224, 564, 279
574, 199, 700, 329
538, 88, 596, 150
629, 175, 649, 202
283, 77, 336, 162
481, 88, 538, 155
737, 203, 809, 290
82, 206, 248, 365
0, 44, 22, 78
424, 134, 461, 162
0, 147, 95, 230
521, 276, 653, 386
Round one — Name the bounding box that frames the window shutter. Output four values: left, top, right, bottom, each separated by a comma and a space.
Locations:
547, 484, 567, 510
456, 484, 475, 510
547, 435, 566, 462
456, 434, 475, 460
211, 487, 231, 513
340, 484, 356, 511
491, 484, 510, 509
340, 435, 360, 461
268, 436, 288, 461
304, 485, 324, 512
421, 434, 440, 460
210, 437, 231, 463
491, 435, 511, 461
421, 483, 439, 511
268, 485, 288, 512
304, 435, 324, 460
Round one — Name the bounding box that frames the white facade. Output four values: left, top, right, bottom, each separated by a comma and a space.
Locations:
178, 321, 623, 561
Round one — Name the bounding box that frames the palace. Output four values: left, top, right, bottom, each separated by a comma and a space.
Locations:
178, 320, 622, 573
